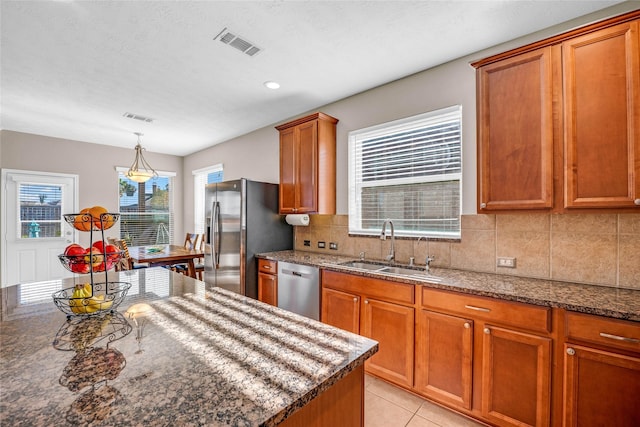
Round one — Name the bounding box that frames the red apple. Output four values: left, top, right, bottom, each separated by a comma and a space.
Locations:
92, 240, 106, 252
64, 244, 85, 256
104, 244, 120, 260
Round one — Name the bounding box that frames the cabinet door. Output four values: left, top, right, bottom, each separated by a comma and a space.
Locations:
279, 127, 297, 214
257, 272, 277, 306
296, 120, 318, 213
481, 325, 551, 427
321, 287, 360, 334
477, 47, 554, 211
563, 21, 640, 208
563, 344, 640, 426
415, 309, 473, 410
362, 298, 414, 387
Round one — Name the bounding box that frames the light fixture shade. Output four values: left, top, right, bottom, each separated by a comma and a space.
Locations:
127, 133, 158, 183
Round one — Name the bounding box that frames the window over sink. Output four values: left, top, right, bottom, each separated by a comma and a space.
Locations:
348, 105, 462, 238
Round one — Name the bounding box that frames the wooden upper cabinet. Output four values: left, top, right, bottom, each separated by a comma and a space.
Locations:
563, 21, 640, 208
476, 47, 555, 211
276, 112, 338, 214
474, 11, 640, 212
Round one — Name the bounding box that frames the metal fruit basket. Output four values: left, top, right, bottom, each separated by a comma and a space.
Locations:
58, 251, 124, 274
52, 282, 131, 318
53, 311, 132, 352
63, 212, 120, 231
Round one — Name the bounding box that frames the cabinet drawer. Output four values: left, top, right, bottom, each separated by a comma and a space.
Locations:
420, 287, 551, 333
258, 259, 277, 274
322, 271, 414, 305
566, 312, 640, 354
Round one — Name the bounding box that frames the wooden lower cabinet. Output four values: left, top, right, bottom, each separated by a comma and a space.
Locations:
562, 344, 640, 426
257, 259, 278, 306
321, 287, 360, 334
481, 325, 552, 427
321, 271, 414, 388
414, 309, 473, 410
362, 298, 414, 388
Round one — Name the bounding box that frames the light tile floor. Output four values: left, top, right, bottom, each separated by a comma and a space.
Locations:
364, 375, 486, 427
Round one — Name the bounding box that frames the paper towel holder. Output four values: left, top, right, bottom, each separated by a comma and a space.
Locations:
285, 214, 310, 226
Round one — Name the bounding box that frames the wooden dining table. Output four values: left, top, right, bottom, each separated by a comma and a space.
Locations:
128, 244, 205, 278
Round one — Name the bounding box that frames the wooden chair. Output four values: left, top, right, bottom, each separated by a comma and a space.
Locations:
107, 238, 133, 271
194, 234, 205, 280
171, 233, 203, 276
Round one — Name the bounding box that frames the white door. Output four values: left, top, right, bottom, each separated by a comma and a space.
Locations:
1, 169, 78, 288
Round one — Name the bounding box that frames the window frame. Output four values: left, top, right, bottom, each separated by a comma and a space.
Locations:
115, 167, 176, 246
192, 164, 224, 235
348, 105, 462, 239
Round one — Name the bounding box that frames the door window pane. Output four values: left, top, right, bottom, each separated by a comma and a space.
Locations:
19, 183, 62, 238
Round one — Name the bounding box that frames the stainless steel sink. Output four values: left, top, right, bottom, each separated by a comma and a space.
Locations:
339, 261, 388, 271
337, 260, 443, 283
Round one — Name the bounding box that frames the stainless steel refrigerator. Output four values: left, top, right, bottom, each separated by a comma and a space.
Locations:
203, 179, 292, 299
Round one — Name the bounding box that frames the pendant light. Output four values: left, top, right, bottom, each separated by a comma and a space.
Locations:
126, 132, 158, 183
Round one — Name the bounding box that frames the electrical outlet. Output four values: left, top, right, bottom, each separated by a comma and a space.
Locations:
497, 257, 517, 268
329, 242, 338, 250
303, 240, 310, 247
318, 241, 326, 249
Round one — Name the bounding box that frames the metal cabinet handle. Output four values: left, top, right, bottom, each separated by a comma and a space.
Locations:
599, 332, 640, 344
364, 300, 369, 304
463, 322, 471, 329
465, 305, 491, 313
634, 199, 640, 206
264, 265, 271, 269
483, 327, 491, 335
566, 347, 576, 356
353, 297, 358, 303
480, 203, 487, 209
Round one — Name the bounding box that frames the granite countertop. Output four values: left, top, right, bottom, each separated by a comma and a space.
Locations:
257, 250, 640, 322
0, 268, 378, 426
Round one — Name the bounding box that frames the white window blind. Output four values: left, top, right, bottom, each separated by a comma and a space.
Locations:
348, 105, 462, 238
18, 183, 63, 239
116, 168, 176, 246
193, 164, 223, 234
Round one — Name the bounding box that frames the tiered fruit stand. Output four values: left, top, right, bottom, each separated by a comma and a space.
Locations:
52, 212, 131, 318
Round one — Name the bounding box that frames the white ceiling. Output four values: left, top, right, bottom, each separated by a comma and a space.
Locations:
0, 1, 628, 156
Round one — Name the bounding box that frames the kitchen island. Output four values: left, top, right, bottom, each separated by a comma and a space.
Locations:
0, 268, 378, 426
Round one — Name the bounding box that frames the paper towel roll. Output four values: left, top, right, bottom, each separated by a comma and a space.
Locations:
285, 214, 310, 226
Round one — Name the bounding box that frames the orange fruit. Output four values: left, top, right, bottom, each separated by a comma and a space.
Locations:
74, 208, 93, 231
89, 206, 110, 229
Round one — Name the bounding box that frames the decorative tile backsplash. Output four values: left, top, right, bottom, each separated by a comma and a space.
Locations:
293, 213, 640, 290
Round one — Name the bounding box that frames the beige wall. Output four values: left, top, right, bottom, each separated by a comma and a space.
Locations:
294, 213, 640, 290
182, 2, 639, 225
0, 130, 184, 247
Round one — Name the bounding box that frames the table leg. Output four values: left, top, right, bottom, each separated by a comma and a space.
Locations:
187, 260, 196, 278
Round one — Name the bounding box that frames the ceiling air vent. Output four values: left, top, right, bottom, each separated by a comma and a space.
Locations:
123, 112, 154, 123
214, 27, 262, 57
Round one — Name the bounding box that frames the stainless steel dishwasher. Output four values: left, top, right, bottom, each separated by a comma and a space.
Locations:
277, 262, 320, 320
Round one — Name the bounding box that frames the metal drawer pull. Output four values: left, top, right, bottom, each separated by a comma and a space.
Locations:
566, 347, 576, 356
599, 332, 640, 343
264, 265, 271, 269
353, 298, 358, 302
465, 305, 491, 313
364, 300, 369, 304
483, 327, 491, 335
463, 322, 471, 329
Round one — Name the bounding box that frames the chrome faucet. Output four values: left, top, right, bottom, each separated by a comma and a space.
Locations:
380, 219, 395, 263
417, 236, 435, 273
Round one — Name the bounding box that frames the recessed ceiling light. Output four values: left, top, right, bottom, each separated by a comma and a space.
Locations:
264, 81, 280, 90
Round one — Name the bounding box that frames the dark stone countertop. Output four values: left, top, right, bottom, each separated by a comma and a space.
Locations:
0, 268, 377, 426
257, 250, 640, 322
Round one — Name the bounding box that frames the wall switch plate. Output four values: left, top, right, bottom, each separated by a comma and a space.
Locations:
329, 242, 338, 250
318, 241, 326, 249
497, 257, 516, 268
303, 240, 310, 247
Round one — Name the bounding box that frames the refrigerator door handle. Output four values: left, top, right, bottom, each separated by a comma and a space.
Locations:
210, 201, 218, 270
213, 201, 221, 268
